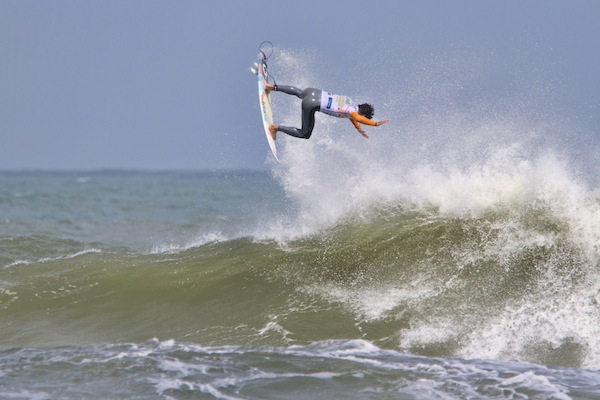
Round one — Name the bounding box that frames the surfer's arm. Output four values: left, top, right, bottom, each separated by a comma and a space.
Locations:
350, 118, 369, 139
351, 112, 390, 127
350, 112, 378, 127
350, 112, 390, 139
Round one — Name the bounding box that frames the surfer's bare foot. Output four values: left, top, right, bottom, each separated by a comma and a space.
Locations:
268, 125, 278, 140
265, 83, 276, 94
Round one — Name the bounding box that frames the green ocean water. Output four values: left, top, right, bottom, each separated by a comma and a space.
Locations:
2, 167, 600, 399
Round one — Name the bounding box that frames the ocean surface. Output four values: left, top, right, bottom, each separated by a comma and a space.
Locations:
1, 163, 600, 399
3, 50, 600, 399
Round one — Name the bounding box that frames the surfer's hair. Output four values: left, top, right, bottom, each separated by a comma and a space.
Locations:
358, 103, 374, 119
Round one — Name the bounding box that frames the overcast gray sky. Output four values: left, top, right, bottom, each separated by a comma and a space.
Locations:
1, 0, 599, 170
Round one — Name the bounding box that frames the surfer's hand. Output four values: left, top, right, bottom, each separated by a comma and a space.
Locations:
358, 128, 369, 139
376, 120, 390, 127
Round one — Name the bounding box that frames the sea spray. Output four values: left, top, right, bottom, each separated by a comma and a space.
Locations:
263, 49, 600, 367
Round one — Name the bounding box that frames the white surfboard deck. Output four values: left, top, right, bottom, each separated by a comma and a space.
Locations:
256, 55, 278, 161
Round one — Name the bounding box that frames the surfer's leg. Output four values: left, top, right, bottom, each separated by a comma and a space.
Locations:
276, 107, 319, 139
276, 89, 321, 139
298, 89, 321, 139
273, 85, 304, 98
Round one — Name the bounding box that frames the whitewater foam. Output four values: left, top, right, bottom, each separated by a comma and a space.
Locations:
149, 232, 228, 254
3, 248, 102, 269
266, 49, 600, 246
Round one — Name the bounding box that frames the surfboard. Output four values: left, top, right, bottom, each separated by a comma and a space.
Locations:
254, 52, 278, 161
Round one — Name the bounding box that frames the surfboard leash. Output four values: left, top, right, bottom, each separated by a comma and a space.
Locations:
258, 41, 277, 87
259, 41, 274, 61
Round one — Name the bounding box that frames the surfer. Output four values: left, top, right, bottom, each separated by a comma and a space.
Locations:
265, 84, 389, 140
